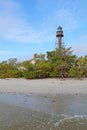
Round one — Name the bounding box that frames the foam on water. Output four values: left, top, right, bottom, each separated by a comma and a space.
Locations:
54, 115, 87, 130
8, 114, 87, 130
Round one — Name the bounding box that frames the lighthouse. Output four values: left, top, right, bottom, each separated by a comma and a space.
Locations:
56, 26, 64, 48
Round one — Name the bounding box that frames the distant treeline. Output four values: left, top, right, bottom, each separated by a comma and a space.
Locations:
0, 46, 87, 79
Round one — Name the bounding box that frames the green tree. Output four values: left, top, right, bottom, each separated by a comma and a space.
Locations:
47, 46, 77, 78
36, 61, 52, 78
76, 56, 87, 77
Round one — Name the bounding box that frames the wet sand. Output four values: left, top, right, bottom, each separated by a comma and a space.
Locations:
0, 78, 87, 95
0, 78, 87, 129
0, 93, 87, 130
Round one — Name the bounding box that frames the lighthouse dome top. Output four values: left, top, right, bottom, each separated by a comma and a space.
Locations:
57, 26, 62, 31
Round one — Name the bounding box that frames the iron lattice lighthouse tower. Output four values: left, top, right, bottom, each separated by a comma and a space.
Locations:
56, 26, 64, 48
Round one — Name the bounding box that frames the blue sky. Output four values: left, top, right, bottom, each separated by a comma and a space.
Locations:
0, 0, 87, 62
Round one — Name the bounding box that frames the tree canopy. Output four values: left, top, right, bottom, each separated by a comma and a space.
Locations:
0, 46, 87, 79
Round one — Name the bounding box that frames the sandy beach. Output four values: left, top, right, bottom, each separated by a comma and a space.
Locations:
0, 78, 87, 130
0, 78, 87, 95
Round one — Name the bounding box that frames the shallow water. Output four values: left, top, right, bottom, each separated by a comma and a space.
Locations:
0, 93, 87, 130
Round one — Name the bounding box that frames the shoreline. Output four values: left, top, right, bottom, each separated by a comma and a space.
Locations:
0, 78, 87, 95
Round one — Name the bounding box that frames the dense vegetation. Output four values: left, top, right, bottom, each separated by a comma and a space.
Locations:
0, 46, 87, 79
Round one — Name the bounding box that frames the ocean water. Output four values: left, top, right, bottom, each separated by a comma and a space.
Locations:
0, 93, 87, 130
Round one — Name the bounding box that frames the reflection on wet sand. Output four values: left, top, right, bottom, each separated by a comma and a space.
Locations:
0, 93, 87, 130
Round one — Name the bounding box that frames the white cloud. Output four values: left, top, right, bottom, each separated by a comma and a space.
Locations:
0, 50, 11, 56
0, 50, 20, 61
0, 0, 19, 8
0, 0, 82, 45
0, 0, 57, 46
54, 9, 80, 32
0, 0, 47, 44
0, 0, 78, 43
72, 35, 87, 56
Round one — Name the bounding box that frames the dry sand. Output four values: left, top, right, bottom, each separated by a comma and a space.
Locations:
0, 78, 87, 95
